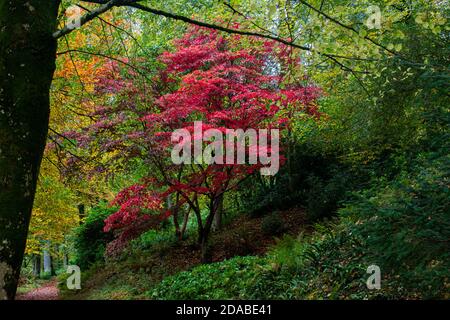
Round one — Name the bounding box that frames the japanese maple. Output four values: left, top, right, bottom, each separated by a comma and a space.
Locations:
69, 26, 321, 262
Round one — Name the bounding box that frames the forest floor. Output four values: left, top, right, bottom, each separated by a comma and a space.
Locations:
59, 206, 311, 300
16, 279, 59, 300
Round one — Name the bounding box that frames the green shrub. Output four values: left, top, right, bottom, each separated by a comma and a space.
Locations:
340, 154, 450, 298
267, 235, 307, 269
149, 256, 266, 300
305, 169, 352, 221
261, 212, 285, 236
40, 271, 53, 280
73, 202, 116, 269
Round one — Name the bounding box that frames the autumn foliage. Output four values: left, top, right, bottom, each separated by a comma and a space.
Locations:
67, 27, 320, 260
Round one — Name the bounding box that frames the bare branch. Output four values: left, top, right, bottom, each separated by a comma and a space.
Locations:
222, 1, 279, 38
53, 0, 137, 39
56, 49, 151, 80
49, 127, 78, 148
57, 0, 379, 70
127, 2, 312, 53
77, 3, 150, 56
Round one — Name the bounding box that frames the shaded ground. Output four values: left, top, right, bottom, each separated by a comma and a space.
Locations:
61, 207, 311, 299
212, 206, 311, 261
16, 279, 59, 300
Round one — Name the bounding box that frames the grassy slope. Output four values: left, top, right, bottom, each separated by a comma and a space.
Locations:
59, 207, 310, 300
59, 154, 449, 300
150, 154, 450, 300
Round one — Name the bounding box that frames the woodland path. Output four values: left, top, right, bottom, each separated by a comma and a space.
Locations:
16, 279, 59, 300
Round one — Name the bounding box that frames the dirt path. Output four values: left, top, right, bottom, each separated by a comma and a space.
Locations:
16, 280, 59, 300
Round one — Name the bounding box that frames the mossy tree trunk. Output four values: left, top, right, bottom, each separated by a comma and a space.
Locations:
0, 0, 60, 300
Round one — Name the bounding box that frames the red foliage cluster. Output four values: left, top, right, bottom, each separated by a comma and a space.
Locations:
67, 26, 321, 255
135, 27, 321, 201
104, 184, 164, 232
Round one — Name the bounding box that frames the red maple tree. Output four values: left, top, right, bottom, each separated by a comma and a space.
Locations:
68, 26, 321, 261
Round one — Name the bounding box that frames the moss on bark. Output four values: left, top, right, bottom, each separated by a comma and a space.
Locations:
0, 0, 60, 300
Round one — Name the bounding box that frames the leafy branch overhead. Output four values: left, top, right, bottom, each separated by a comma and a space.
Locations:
54, 0, 427, 73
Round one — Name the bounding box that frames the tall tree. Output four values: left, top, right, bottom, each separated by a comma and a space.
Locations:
0, 0, 61, 300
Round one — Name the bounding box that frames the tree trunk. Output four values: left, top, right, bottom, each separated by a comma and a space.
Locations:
62, 245, 68, 269
43, 249, 52, 274
0, 0, 60, 299
63, 254, 68, 269
199, 198, 222, 263
199, 221, 215, 263
200, 233, 211, 264
77, 204, 85, 224
169, 194, 183, 240
50, 253, 56, 276
179, 209, 190, 240
194, 210, 211, 263
212, 194, 223, 232
32, 254, 41, 278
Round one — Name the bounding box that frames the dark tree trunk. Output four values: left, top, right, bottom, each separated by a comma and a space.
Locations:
63, 252, 68, 269
192, 204, 211, 263
199, 198, 222, 263
32, 254, 41, 278
0, 0, 60, 300
199, 216, 214, 264
212, 194, 223, 232
50, 254, 56, 276
200, 233, 211, 263
179, 209, 190, 240
77, 204, 85, 224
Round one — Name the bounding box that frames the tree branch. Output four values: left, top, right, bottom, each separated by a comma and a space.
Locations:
59, 0, 378, 70
49, 127, 78, 148
56, 48, 151, 80
53, 0, 137, 39
296, 0, 397, 56
127, 2, 312, 53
